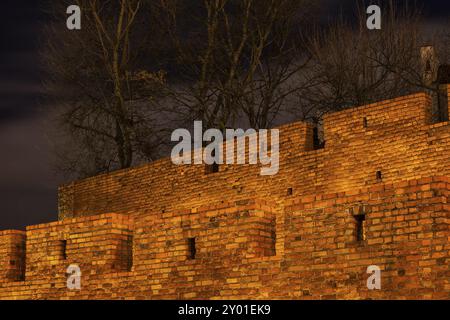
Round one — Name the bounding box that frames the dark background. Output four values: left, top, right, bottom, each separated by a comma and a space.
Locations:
0, 0, 449, 230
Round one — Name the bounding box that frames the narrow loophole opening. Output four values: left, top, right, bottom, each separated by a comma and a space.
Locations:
126, 235, 133, 271
376, 171, 383, 182
187, 237, 196, 260
205, 163, 219, 174
205, 149, 219, 174
313, 126, 325, 150
59, 240, 67, 260
354, 214, 366, 242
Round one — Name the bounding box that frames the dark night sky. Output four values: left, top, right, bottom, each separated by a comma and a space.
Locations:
0, 0, 61, 230
0, 0, 449, 230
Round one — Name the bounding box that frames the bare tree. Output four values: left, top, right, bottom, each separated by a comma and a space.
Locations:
43, 0, 166, 179
44, 0, 449, 179
156, 0, 313, 130
293, 1, 450, 125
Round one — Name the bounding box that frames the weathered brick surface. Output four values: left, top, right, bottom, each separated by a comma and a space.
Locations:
0, 178, 448, 299
24, 213, 134, 280
447, 84, 450, 117
0, 230, 26, 282
0, 89, 449, 300
57, 92, 449, 220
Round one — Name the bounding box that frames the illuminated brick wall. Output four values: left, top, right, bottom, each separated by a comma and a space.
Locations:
0, 178, 448, 299
58, 92, 449, 222
0, 88, 449, 300
0, 230, 25, 282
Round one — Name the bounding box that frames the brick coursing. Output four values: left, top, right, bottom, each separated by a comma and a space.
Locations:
58, 92, 449, 220
0, 87, 449, 299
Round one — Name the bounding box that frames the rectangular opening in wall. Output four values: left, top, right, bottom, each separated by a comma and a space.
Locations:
13, 241, 26, 281
58, 240, 67, 260
363, 117, 368, 128
354, 214, 366, 242
287, 188, 293, 196
114, 235, 134, 272
205, 148, 220, 174
433, 84, 449, 123
126, 235, 133, 271
313, 126, 325, 150
187, 237, 196, 260
376, 171, 383, 182
205, 163, 219, 174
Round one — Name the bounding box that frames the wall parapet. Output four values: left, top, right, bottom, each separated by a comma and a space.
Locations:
1, 175, 449, 299
0, 230, 26, 282
23, 213, 134, 281
56, 90, 450, 221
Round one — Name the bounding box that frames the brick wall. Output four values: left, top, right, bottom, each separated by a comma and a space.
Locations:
0, 231, 26, 282
24, 213, 134, 280
57, 92, 450, 221
0, 90, 449, 300
282, 176, 449, 299
447, 84, 450, 118
0, 177, 448, 299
